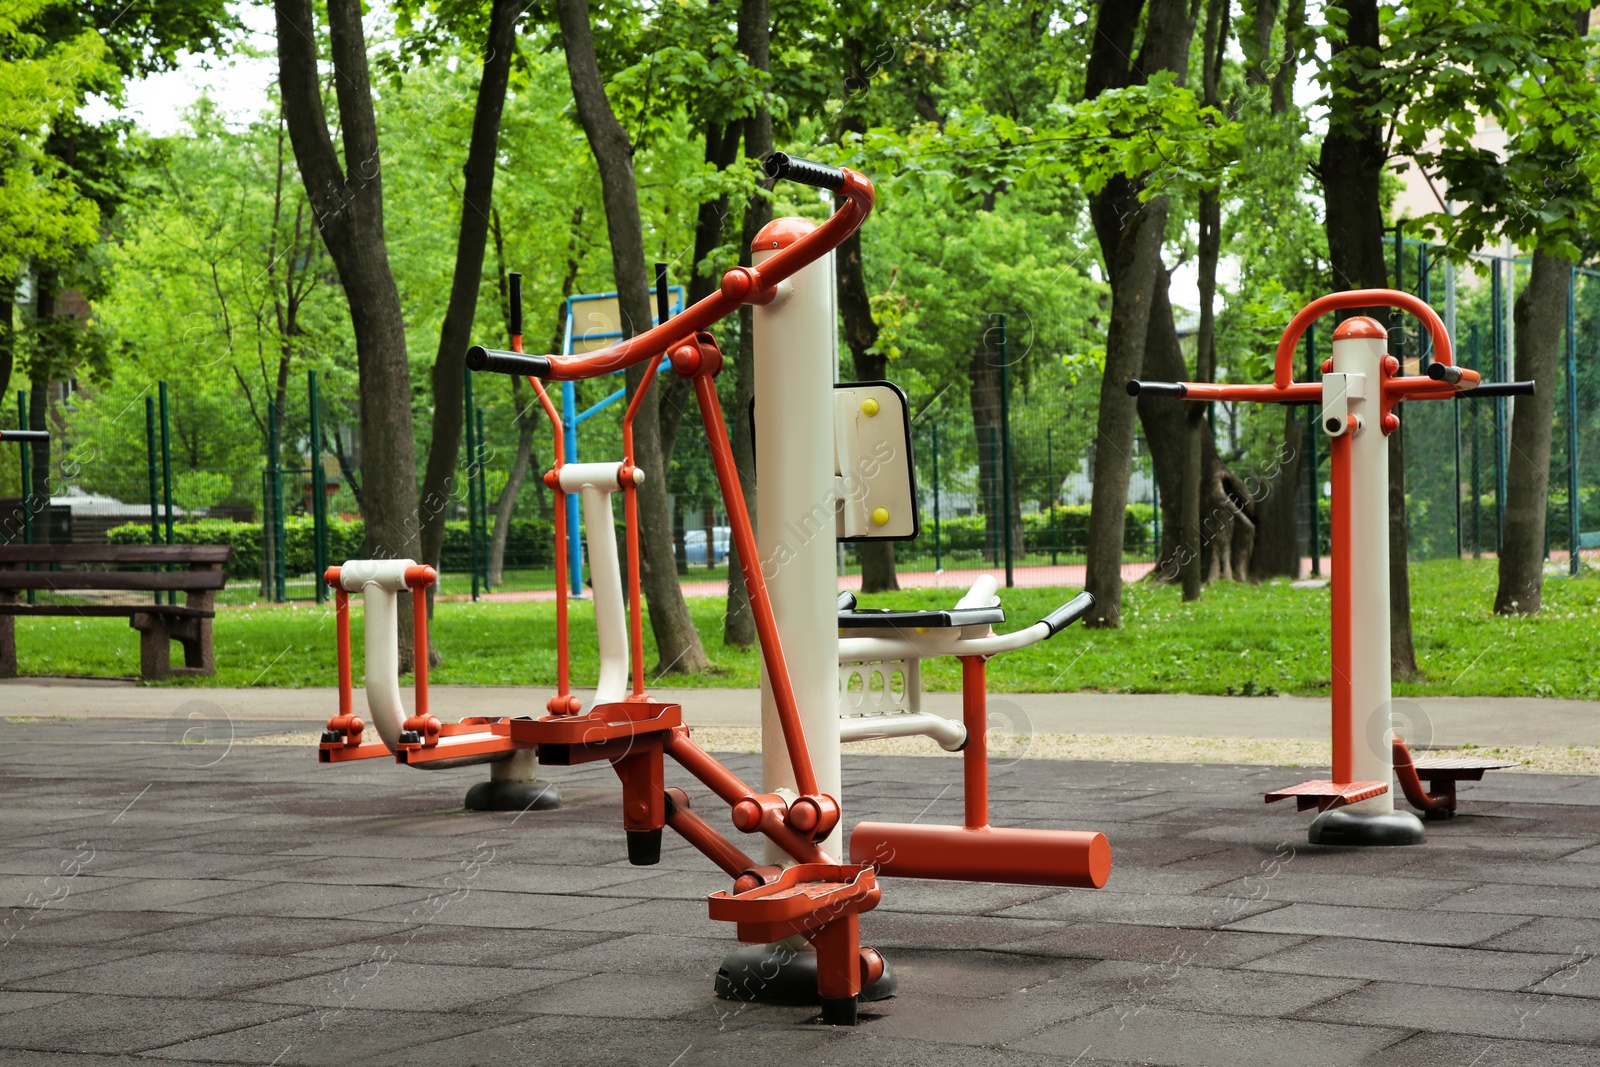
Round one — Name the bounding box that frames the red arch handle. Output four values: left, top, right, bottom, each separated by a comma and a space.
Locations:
1273, 288, 1453, 389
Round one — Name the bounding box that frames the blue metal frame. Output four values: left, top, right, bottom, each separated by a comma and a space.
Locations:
559, 288, 684, 595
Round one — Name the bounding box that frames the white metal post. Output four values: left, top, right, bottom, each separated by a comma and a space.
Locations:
752, 219, 842, 859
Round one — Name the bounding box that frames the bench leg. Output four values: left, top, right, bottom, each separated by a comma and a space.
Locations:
0, 611, 15, 679
173, 616, 213, 675
132, 615, 173, 681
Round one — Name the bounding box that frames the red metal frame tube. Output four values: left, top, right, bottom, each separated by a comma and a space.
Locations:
1330, 432, 1353, 783
532, 172, 873, 383
1274, 289, 1454, 388
663, 729, 830, 865
664, 788, 757, 879
621, 357, 664, 699
528, 371, 573, 706
688, 370, 819, 798
410, 582, 430, 718
960, 656, 989, 830
849, 823, 1111, 889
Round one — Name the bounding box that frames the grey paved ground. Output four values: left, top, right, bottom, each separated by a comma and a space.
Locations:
2, 717, 1599, 1066
6, 679, 1598, 745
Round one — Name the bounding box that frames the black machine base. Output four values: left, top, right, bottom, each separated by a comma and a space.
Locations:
714, 943, 897, 1021
463, 779, 562, 813
1308, 808, 1426, 847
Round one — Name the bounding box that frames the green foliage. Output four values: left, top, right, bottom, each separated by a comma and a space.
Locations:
927, 505, 1155, 554
106, 516, 556, 579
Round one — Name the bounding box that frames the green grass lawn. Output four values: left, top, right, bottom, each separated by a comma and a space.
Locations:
11, 559, 1598, 698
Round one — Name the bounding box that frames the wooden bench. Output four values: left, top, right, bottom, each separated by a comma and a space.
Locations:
0, 544, 232, 681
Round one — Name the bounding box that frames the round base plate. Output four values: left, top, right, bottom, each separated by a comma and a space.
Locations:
1308, 808, 1426, 847
463, 779, 561, 813
714, 943, 897, 1007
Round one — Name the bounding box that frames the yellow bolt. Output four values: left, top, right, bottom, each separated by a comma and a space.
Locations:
915, 626, 929, 634
861, 398, 880, 416
871, 506, 890, 526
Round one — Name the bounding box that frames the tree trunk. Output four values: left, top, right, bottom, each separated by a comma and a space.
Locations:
1250, 405, 1304, 579
0, 281, 13, 401
1081, 0, 1195, 628
418, 0, 520, 577
1316, 0, 1416, 677
1495, 250, 1567, 614
724, 0, 771, 648
1137, 275, 1203, 598
969, 337, 1024, 567
276, 0, 423, 667
556, 0, 709, 675
836, 213, 898, 592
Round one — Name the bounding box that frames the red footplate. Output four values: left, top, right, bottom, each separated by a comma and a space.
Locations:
1265, 779, 1388, 812
707, 863, 881, 944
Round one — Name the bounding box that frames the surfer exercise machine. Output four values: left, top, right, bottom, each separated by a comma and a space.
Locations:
1130, 289, 1528, 845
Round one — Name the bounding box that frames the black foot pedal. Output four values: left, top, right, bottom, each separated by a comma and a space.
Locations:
320, 730, 342, 743
626, 828, 663, 866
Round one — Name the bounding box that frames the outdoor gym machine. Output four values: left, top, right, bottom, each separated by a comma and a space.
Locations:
1130, 289, 1530, 846
452, 154, 1108, 1022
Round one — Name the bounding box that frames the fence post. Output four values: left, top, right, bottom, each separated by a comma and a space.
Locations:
1046, 426, 1057, 566
267, 398, 285, 602
308, 370, 328, 604
1492, 260, 1508, 550
477, 405, 491, 592
465, 367, 480, 602
1568, 264, 1581, 577
145, 397, 161, 605
1470, 325, 1483, 558
16, 392, 33, 604
931, 422, 941, 571
159, 381, 175, 605
997, 314, 1015, 588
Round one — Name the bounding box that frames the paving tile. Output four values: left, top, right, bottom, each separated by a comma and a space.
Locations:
1222, 901, 1531, 946
22, 950, 345, 998
992, 921, 1311, 968
0, 994, 303, 1055
995, 888, 1287, 929
1208, 872, 1476, 909
1299, 981, 1600, 1044
834, 986, 1107, 1047
144, 1006, 502, 1065
1243, 936, 1572, 992
2, 909, 208, 947
52, 877, 264, 913
232, 959, 575, 1012
1017, 1004, 1406, 1066
291, 923, 613, 968
0, 945, 149, 984
1433, 881, 1600, 920
162, 880, 439, 919
1357, 1031, 1600, 1066
1478, 916, 1600, 955
479, 971, 715, 1020
1066, 959, 1362, 1018
0, 990, 73, 1014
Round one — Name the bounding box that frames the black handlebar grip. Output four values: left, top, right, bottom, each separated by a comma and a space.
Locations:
837, 590, 858, 612
466, 346, 552, 378
508, 273, 522, 338
1426, 362, 1464, 384
764, 152, 846, 192
0, 429, 48, 444
1040, 591, 1096, 637
1126, 380, 1187, 398
1459, 380, 1535, 398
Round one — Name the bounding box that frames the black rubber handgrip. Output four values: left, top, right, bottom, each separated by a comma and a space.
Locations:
1426, 362, 1464, 384
509, 273, 523, 338
1126, 380, 1187, 398
765, 152, 846, 191
837, 590, 858, 612
1040, 591, 1095, 637
466, 346, 551, 378
1459, 381, 1535, 398
0, 430, 48, 444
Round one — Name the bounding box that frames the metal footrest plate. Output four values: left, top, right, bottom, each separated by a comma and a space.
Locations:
1266, 779, 1388, 812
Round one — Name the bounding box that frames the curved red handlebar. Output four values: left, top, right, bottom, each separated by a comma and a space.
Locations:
1273, 289, 1453, 389
537, 170, 875, 383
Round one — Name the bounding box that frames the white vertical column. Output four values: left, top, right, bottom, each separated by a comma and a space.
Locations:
1331, 323, 1394, 814
752, 219, 842, 858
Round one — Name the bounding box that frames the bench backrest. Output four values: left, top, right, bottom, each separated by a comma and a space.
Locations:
0, 545, 232, 566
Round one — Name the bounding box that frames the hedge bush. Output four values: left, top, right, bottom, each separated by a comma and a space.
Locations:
922, 504, 1155, 554
108, 516, 556, 579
